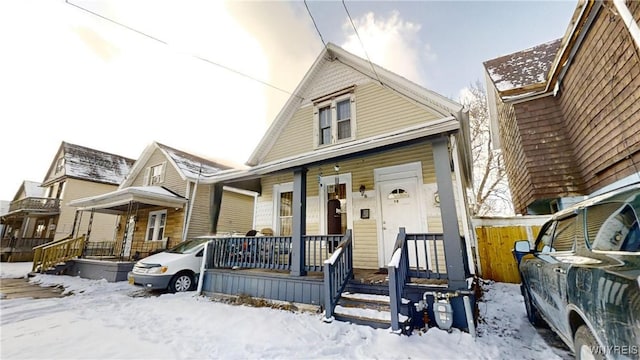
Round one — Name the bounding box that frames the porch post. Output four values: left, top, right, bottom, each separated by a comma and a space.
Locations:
432, 136, 467, 289
209, 183, 224, 235
290, 167, 307, 276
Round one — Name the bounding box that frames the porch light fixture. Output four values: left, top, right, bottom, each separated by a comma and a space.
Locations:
359, 184, 367, 198
334, 164, 340, 172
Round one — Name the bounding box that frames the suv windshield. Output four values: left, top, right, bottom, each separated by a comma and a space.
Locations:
167, 238, 210, 254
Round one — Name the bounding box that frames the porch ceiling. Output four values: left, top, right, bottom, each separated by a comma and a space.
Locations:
68, 186, 188, 214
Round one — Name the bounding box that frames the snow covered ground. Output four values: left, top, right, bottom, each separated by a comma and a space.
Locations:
1, 262, 571, 359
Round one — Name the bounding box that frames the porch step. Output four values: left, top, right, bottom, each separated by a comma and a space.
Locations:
33, 262, 71, 276
333, 292, 409, 330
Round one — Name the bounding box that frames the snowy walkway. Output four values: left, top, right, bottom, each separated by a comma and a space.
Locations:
0, 262, 571, 359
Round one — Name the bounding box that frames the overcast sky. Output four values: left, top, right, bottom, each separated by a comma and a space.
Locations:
0, 0, 577, 201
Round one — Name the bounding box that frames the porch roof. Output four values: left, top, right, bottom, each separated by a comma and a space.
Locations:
201, 116, 459, 184
68, 186, 188, 214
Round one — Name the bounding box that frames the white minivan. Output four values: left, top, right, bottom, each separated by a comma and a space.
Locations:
128, 237, 211, 292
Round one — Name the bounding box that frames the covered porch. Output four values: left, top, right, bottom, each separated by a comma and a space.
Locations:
67, 186, 189, 260
0, 197, 60, 262
199, 136, 477, 333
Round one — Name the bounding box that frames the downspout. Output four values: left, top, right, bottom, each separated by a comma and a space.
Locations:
613, 0, 640, 50
450, 133, 477, 276
183, 164, 202, 240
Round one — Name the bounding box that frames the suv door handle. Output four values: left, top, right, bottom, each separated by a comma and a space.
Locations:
554, 267, 566, 274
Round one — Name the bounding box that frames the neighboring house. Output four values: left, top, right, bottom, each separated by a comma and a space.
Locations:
69, 142, 256, 259
0, 141, 135, 261
196, 43, 477, 331
483, 0, 640, 215
0, 181, 48, 261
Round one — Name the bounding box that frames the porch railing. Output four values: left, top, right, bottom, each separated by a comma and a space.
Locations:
210, 236, 293, 270
1, 237, 53, 251
9, 197, 60, 212
32, 235, 85, 273
323, 230, 353, 321
207, 234, 343, 272
388, 228, 448, 332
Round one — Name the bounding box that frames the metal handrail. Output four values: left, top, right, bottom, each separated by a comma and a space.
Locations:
388, 228, 409, 332
322, 230, 353, 321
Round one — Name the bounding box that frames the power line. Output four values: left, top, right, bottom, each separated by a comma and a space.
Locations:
65, 0, 167, 45
342, 0, 383, 86
304, 0, 326, 48
64, 0, 301, 99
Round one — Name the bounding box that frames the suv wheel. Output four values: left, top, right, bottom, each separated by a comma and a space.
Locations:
523, 286, 544, 327
169, 272, 194, 293
574, 325, 604, 360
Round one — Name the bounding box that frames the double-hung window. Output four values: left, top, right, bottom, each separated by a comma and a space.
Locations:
314, 92, 355, 147
144, 162, 166, 186
146, 210, 167, 241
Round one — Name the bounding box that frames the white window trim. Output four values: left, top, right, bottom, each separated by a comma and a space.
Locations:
146, 209, 167, 241
144, 162, 167, 186
318, 173, 353, 236
313, 93, 356, 148
272, 182, 293, 236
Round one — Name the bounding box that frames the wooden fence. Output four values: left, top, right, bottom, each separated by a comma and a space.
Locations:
472, 216, 550, 283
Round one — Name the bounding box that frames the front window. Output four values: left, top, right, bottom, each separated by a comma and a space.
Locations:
319, 106, 332, 145
279, 191, 293, 236
314, 94, 355, 147
149, 163, 165, 185
34, 219, 46, 238
55, 181, 65, 200
146, 210, 167, 241
55, 157, 65, 173
336, 99, 351, 140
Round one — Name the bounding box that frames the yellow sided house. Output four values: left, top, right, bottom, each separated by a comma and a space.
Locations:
29, 142, 256, 282
1, 142, 135, 261
197, 43, 478, 334
63, 142, 256, 272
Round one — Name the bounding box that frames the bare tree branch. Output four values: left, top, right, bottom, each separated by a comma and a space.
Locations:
461, 80, 513, 216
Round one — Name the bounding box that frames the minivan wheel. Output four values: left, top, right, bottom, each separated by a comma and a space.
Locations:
169, 273, 193, 293
523, 286, 544, 327
574, 325, 604, 360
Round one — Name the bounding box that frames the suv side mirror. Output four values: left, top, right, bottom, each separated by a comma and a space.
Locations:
513, 240, 532, 265
514, 240, 532, 253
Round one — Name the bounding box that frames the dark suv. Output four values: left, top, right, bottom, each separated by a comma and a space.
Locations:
513, 184, 640, 360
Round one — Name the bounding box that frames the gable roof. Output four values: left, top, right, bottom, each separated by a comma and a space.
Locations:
43, 142, 136, 187
483, 38, 562, 95
246, 42, 464, 166
10, 180, 45, 201
483, 0, 602, 102
22, 180, 45, 198
120, 141, 237, 188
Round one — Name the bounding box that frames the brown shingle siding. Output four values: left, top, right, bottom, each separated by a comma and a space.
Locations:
559, 5, 640, 195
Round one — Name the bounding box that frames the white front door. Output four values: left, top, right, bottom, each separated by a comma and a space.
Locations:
379, 178, 422, 267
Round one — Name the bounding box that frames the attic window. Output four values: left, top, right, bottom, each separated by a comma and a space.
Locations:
145, 162, 166, 186
55, 157, 65, 173
314, 93, 356, 148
